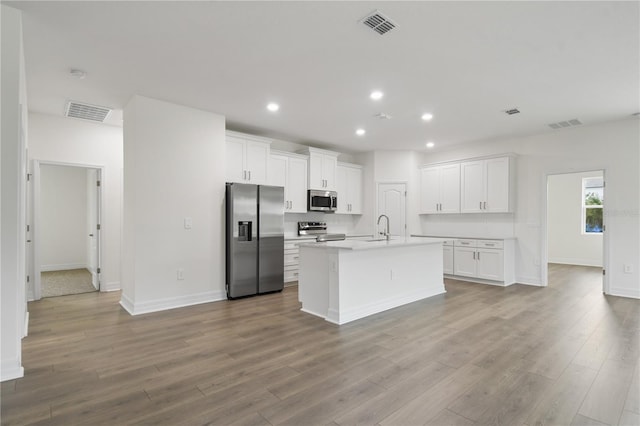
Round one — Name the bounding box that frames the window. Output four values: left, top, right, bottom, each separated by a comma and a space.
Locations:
583, 177, 603, 233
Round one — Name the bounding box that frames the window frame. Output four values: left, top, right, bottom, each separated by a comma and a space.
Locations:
581, 177, 604, 235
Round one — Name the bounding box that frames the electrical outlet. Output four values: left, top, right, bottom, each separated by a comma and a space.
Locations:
623, 264, 633, 274
184, 217, 192, 230
177, 268, 184, 280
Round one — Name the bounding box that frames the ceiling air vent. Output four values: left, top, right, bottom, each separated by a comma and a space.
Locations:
65, 101, 112, 122
548, 118, 582, 129
361, 11, 397, 35
504, 108, 520, 115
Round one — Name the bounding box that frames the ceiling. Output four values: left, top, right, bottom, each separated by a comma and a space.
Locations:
9, 1, 640, 153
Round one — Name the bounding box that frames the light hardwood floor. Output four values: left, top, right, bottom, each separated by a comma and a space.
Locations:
2, 264, 638, 425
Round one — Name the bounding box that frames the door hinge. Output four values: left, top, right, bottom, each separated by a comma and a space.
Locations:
27, 173, 32, 182
26, 224, 30, 232
405, 191, 407, 196
602, 269, 606, 276
97, 224, 101, 230
27, 275, 30, 283
97, 267, 101, 274
97, 180, 101, 187
603, 225, 605, 231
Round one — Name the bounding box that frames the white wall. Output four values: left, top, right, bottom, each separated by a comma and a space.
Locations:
121, 95, 226, 314
419, 118, 639, 298
28, 112, 123, 292
548, 171, 603, 267
40, 165, 88, 270
1, 4, 28, 381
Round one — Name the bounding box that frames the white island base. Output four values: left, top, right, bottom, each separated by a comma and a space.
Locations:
298, 238, 446, 325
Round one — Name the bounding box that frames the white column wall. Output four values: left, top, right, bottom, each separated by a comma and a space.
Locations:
1, 4, 28, 381
121, 95, 226, 314
28, 112, 123, 292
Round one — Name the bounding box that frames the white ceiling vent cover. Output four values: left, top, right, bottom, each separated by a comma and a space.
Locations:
361, 10, 397, 35
548, 118, 582, 129
65, 101, 112, 122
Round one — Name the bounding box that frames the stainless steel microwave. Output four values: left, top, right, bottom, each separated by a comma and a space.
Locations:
308, 189, 337, 212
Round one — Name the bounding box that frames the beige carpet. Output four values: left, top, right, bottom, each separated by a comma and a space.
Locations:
41, 268, 97, 298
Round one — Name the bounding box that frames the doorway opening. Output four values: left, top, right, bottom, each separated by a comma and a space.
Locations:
32, 161, 102, 299
545, 170, 607, 293
376, 182, 407, 238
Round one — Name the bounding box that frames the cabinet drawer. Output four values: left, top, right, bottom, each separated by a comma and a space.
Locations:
284, 267, 299, 282
442, 239, 455, 246
284, 252, 300, 266
477, 240, 503, 249
454, 239, 477, 247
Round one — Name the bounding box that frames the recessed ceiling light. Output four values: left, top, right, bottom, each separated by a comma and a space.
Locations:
421, 113, 433, 121
370, 91, 384, 100
356, 128, 366, 136
426, 142, 435, 148
266, 103, 279, 112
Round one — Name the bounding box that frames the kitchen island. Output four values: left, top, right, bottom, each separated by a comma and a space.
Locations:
298, 237, 446, 325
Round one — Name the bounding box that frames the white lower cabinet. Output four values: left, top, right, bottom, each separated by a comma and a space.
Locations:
443, 241, 454, 275
449, 238, 515, 285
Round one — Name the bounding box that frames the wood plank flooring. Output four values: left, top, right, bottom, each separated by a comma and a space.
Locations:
2, 264, 638, 425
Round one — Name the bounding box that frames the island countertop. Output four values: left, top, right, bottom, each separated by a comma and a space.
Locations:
299, 236, 448, 251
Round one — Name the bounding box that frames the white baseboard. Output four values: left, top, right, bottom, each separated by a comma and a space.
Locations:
119, 290, 226, 316
1, 358, 24, 382
609, 286, 640, 299
41, 263, 86, 272
516, 275, 544, 286
101, 281, 120, 292
548, 257, 603, 268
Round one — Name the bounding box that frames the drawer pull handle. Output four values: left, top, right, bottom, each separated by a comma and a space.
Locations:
293, 256, 299, 259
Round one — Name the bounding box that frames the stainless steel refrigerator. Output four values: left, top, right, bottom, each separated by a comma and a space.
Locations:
225, 183, 284, 299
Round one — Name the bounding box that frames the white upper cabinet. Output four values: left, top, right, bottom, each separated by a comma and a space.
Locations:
336, 163, 363, 214
302, 147, 339, 191
461, 156, 512, 213
420, 163, 460, 214
269, 151, 308, 213
225, 132, 270, 184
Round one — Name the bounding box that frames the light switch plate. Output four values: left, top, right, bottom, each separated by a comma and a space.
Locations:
624, 264, 633, 274
184, 217, 192, 229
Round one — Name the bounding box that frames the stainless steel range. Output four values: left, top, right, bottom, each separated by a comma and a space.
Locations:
297, 221, 327, 236
297, 221, 345, 242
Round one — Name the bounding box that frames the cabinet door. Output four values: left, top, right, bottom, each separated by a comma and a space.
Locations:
245, 141, 269, 184
420, 166, 440, 214
268, 155, 287, 187
322, 155, 338, 191
454, 247, 477, 277
476, 248, 504, 281
348, 167, 362, 214
226, 137, 246, 183
443, 245, 454, 275
485, 157, 510, 213
308, 154, 324, 190
439, 163, 461, 213
460, 160, 485, 213
287, 157, 308, 213
335, 166, 349, 214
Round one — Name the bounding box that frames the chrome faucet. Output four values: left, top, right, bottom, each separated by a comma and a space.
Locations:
377, 214, 390, 241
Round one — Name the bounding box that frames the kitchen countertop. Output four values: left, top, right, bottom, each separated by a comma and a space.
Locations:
299, 236, 447, 251
285, 234, 374, 241
410, 234, 517, 240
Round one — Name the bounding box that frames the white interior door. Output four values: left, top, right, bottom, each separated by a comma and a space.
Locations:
87, 169, 100, 289
377, 183, 406, 237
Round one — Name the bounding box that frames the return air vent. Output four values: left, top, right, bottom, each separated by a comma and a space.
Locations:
65, 101, 112, 122
548, 118, 582, 129
361, 11, 397, 35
